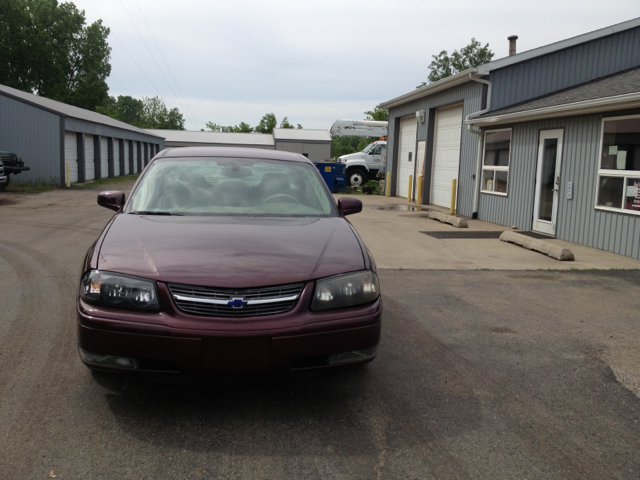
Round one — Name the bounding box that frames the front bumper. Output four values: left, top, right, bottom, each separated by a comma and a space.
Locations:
77, 282, 382, 374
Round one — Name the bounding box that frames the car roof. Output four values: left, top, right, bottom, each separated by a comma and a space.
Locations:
159, 146, 314, 164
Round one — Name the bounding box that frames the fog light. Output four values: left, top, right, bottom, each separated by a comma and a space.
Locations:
79, 348, 138, 369
327, 346, 377, 365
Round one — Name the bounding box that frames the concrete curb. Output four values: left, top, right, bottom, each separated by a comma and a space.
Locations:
500, 231, 575, 261
428, 212, 468, 228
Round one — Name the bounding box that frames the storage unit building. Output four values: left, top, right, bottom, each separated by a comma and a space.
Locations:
147, 130, 276, 150
0, 83, 163, 186
272, 128, 332, 163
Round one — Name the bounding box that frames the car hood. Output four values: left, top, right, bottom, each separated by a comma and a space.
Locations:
341, 153, 366, 162
97, 214, 365, 288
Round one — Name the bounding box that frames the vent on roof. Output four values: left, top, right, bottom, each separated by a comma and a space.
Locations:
508, 35, 518, 56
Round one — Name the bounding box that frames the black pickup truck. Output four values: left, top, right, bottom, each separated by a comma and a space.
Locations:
0, 151, 30, 190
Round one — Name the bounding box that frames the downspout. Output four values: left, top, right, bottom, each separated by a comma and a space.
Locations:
464, 73, 492, 218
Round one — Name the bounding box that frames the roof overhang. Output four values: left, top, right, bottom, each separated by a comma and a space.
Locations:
477, 17, 640, 75
378, 68, 479, 109
467, 92, 640, 127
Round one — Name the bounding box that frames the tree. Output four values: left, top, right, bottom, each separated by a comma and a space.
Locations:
417, 38, 494, 87
280, 117, 294, 129
0, 0, 112, 111
139, 96, 185, 130
205, 121, 253, 133
364, 108, 388, 121
97, 95, 144, 125
254, 113, 277, 134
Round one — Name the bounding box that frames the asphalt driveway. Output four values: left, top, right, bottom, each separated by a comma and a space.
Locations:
0, 185, 639, 479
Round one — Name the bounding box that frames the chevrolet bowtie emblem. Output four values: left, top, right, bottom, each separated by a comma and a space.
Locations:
227, 298, 248, 308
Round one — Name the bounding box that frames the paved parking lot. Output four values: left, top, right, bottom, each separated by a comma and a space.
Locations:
1, 185, 639, 479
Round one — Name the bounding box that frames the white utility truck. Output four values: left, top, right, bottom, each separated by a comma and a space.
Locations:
330, 120, 388, 187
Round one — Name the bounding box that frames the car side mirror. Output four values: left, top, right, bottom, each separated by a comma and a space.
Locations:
98, 191, 126, 212
338, 197, 362, 216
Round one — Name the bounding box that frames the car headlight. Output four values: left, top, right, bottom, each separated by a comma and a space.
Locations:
311, 271, 379, 311
80, 270, 160, 311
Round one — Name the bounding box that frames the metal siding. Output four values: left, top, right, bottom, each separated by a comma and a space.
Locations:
387, 81, 483, 216
302, 142, 331, 163
63, 118, 164, 147
479, 111, 640, 259
490, 26, 640, 111
0, 94, 61, 183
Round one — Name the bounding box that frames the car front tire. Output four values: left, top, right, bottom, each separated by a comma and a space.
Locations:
348, 168, 367, 187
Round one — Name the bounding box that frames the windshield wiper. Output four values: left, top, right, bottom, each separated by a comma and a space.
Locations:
131, 211, 184, 216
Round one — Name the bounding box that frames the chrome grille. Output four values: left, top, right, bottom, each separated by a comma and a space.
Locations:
168, 282, 305, 318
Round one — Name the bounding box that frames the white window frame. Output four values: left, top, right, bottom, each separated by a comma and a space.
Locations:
594, 114, 640, 216
481, 128, 512, 196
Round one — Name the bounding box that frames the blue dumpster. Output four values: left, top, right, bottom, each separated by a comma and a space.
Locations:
314, 163, 347, 193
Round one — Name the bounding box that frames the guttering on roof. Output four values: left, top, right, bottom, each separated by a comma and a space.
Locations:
378, 68, 479, 109
466, 92, 640, 127
476, 16, 640, 75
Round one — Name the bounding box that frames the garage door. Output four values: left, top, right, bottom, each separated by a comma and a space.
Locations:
85, 134, 95, 181
395, 116, 417, 199
431, 104, 463, 208
64, 132, 78, 184
114, 139, 121, 177
124, 140, 130, 175
133, 142, 139, 173
100, 137, 109, 178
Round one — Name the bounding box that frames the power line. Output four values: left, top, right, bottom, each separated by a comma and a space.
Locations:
83, 0, 166, 102
118, 0, 199, 130
132, 0, 200, 130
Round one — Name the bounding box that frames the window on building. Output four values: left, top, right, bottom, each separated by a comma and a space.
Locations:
481, 129, 511, 195
596, 115, 640, 213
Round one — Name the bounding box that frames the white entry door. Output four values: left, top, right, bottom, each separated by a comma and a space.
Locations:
396, 116, 417, 198
431, 104, 463, 207
533, 129, 564, 235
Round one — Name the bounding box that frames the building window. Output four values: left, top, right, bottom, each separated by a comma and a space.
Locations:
596, 115, 640, 214
481, 129, 511, 195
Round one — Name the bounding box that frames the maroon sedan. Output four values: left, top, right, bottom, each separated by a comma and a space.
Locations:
78, 147, 381, 375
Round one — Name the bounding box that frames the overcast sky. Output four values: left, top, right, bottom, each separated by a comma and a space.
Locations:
74, 0, 640, 131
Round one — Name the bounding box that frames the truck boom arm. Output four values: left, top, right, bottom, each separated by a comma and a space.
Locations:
330, 120, 388, 137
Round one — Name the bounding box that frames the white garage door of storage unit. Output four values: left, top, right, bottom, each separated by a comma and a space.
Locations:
431, 104, 463, 208
100, 137, 109, 178
85, 134, 95, 181
124, 140, 130, 175
133, 142, 139, 173
396, 116, 418, 199
114, 140, 121, 177
64, 132, 78, 184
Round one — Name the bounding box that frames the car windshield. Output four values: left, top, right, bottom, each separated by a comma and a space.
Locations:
128, 157, 335, 216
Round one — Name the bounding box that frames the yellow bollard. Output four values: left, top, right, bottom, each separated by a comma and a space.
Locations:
417, 176, 423, 204
450, 178, 457, 214
385, 172, 391, 196
66, 163, 70, 188
408, 174, 413, 201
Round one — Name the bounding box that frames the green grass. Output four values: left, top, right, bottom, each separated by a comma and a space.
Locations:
3, 183, 58, 194
73, 173, 140, 189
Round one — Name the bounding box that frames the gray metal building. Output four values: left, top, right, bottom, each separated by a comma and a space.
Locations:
272, 128, 332, 163
379, 17, 640, 259
146, 130, 275, 150
150, 128, 332, 164
0, 84, 164, 186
